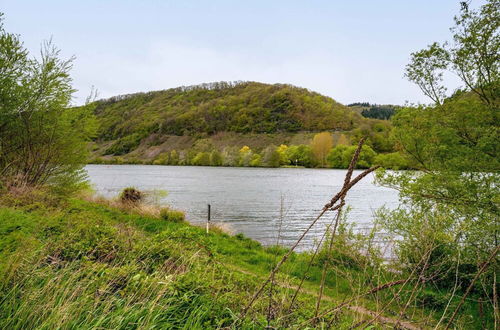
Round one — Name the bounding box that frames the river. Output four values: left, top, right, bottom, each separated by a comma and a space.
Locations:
85, 165, 400, 250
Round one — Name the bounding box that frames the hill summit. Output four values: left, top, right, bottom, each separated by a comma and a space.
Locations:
90, 81, 395, 163
94, 81, 363, 140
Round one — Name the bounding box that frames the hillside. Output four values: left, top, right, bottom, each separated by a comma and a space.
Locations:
0, 192, 482, 328
90, 82, 396, 165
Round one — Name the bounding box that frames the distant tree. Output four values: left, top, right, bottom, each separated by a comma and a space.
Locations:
361, 106, 396, 120
153, 152, 169, 165
263, 146, 280, 167
222, 146, 239, 166
347, 102, 370, 107
239, 146, 253, 166
0, 13, 96, 192
210, 150, 223, 166
249, 154, 262, 167
336, 133, 350, 146
169, 150, 179, 165
373, 152, 409, 170
327, 145, 376, 169
276, 144, 289, 165
286, 145, 316, 167
193, 138, 214, 152
311, 132, 333, 167
326, 145, 348, 168
192, 152, 211, 166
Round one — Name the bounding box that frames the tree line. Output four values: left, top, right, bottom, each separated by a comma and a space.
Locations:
92, 131, 409, 170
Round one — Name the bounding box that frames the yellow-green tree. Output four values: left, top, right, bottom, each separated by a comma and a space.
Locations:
276, 144, 289, 165
336, 133, 350, 146
239, 146, 253, 166
311, 132, 333, 167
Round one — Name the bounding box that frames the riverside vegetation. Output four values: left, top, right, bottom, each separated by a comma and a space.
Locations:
0, 1, 499, 328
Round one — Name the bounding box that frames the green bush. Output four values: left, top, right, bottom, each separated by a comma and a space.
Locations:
160, 208, 186, 222
374, 152, 409, 170
263, 146, 280, 167
327, 145, 377, 168
286, 144, 317, 167
105, 133, 142, 156
192, 152, 211, 166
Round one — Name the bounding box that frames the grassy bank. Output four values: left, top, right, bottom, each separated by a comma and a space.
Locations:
0, 192, 487, 329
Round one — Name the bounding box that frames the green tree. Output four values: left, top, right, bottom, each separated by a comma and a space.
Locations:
210, 150, 223, 166
286, 145, 316, 168
169, 150, 179, 165
326, 145, 348, 168
0, 14, 96, 192
378, 0, 499, 293
276, 144, 290, 165
373, 152, 409, 170
239, 146, 253, 167
192, 152, 211, 166
249, 154, 262, 167
327, 145, 376, 169
153, 152, 169, 165
263, 146, 280, 167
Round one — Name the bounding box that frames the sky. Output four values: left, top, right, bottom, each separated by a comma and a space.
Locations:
1, 0, 483, 105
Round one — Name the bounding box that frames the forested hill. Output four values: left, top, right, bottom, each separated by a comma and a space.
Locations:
94, 81, 364, 139
90, 81, 396, 163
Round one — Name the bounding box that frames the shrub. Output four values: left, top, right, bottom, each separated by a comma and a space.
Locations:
160, 208, 186, 222
286, 145, 317, 167
120, 187, 143, 205
210, 150, 223, 166
192, 152, 211, 166
327, 145, 377, 168
105, 133, 143, 156
374, 152, 409, 170
263, 146, 280, 167
153, 152, 169, 165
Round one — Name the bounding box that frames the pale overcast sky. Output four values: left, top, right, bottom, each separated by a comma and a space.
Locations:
1, 0, 483, 105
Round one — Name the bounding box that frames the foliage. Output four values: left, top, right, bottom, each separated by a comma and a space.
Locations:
90, 81, 401, 159
378, 0, 499, 296
286, 145, 317, 167
93, 82, 361, 140
373, 152, 410, 170
0, 192, 490, 328
160, 208, 186, 222
327, 145, 376, 169
361, 106, 397, 120
192, 152, 211, 166
311, 132, 333, 167
404, 0, 499, 106
262, 145, 281, 167
0, 14, 96, 192
276, 144, 290, 165
105, 133, 142, 156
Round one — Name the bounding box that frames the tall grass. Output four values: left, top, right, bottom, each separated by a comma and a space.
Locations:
0, 176, 494, 328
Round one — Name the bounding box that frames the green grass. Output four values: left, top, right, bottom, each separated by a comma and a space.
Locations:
0, 196, 490, 329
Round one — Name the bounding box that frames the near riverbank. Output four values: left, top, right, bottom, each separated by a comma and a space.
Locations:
0, 189, 485, 329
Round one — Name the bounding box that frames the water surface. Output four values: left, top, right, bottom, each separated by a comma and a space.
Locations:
85, 165, 399, 249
